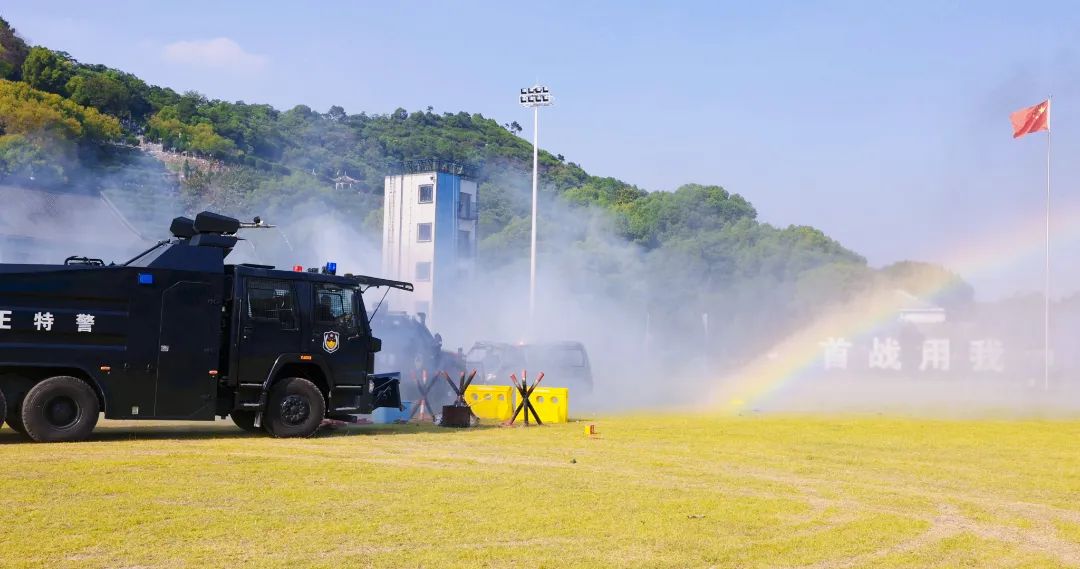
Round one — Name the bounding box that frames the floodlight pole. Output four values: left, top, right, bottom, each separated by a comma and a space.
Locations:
530, 104, 539, 325
519, 84, 552, 333
1044, 96, 1052, 391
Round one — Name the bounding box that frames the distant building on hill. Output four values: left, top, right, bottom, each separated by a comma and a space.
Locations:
381, 160, 478, 326
332, 171, 359, 190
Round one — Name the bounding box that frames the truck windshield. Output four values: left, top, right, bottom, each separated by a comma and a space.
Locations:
315, 284, 359, 334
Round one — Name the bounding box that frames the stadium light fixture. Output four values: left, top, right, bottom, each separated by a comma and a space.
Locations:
519, 84, 553, 332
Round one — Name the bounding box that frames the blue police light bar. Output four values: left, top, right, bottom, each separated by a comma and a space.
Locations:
137, 273, 154, 285
325, 262, 337, 275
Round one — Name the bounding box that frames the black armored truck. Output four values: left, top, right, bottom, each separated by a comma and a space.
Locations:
0, 212, 409, 442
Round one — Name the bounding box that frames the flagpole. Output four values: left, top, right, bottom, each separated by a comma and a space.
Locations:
1044, 96, 1052, 391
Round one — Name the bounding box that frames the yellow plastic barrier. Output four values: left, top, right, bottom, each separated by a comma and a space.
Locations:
464, 385, 515, 421
527, 387, 569, 423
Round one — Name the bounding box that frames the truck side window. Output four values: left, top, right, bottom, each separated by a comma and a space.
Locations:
315, 284, 357, 333
247, 279, 297, 330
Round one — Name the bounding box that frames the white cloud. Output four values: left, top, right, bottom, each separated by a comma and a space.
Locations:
162, 37, 267, 72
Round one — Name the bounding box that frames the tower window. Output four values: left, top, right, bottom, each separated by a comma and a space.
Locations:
417, 222, 432, 242
458, 193, 475, 219
418, 184, 433, 203
415, 261, 431, 281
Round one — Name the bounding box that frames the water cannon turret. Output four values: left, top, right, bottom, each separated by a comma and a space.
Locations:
130, 211, 270, 272
188, 212, 240, 251
193, 211, 241, 235
169, 217, 196, 240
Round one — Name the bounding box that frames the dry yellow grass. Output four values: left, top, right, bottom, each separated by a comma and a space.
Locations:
2, 414, 1079, 568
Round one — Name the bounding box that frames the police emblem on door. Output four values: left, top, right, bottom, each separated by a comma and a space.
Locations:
323, 331, 340, 354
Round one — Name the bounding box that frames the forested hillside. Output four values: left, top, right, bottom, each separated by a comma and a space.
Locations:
0, 16, 973, 359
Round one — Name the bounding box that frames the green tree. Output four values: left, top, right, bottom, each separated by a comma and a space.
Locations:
187, 122, 237, 157
619, 184, 757, 248
564, 177, 646, 209
20, 47, 73, 95
0, 79, 121, 141
0, 17, 30, 80
0, 79, 121, 182
66, 72, 132, 118
326, 105, 346, 122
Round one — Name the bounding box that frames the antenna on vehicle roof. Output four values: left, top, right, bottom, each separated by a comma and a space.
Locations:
367, 287, 392, 326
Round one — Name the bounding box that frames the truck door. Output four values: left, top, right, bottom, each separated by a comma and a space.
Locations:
156, 281, 220, 419
236, 278, 301, 384
309, 283, 367, 385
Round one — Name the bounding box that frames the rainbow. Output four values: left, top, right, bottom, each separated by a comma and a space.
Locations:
713, 201, 1080, 412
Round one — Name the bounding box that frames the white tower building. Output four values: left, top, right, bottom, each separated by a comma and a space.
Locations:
382, 160, 477, 326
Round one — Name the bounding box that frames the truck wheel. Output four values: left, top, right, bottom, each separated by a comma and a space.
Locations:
264, 377, 325, 438
6, 410, 27, 436
4, 391, 27, 436
230, 410, 264, 434
20, 376, 100, 443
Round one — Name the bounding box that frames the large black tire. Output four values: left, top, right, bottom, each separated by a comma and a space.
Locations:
21, 376, 100, 443
230, 410, 264, 434
264, 377, 325, 438
2, 375, 31, 436
6, 414, 27, 436
6, 410, 27, 436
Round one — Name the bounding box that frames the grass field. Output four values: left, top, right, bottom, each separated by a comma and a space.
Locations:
2, 414, 1080, 568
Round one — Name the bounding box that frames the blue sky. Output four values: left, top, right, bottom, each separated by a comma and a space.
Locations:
5, 0, 1080, 299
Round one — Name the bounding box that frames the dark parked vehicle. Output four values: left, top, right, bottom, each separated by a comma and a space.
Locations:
0, 211, 408, 442
465, 340, 593, 393
370, 311, 465, 408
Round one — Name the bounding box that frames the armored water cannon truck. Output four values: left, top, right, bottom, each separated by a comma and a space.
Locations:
0, 211, 410, 442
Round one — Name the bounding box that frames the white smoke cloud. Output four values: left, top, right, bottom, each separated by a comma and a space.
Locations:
162, 38, 267, 72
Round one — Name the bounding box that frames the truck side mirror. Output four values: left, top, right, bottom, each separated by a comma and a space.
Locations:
370, 337, 382, 353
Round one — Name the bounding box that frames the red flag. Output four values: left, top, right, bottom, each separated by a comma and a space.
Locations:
1011, 100, 1050, 138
